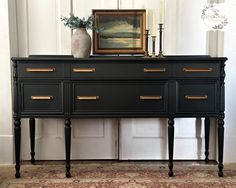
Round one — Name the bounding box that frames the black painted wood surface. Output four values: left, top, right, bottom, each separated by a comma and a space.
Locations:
11, 55, 227, 178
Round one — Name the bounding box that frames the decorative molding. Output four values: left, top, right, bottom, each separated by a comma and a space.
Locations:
176, 0, 182, 54
25, 0, 30, 55
115, 119, 119, 159
55, 0, 60, 54
72, 119, 105, 139
8, 0, 19, 56
55, 119, 64, 139
131, 119, 165, 139
70, 0, 73, 14
70, 0, 73, 39
16, 0, 29, 56
117, 0, 120, 9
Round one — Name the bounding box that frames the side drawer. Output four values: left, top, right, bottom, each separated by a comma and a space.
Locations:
177, 81, 218, 113
21, 82, 63, 113
71, 63, 170, 79
175, 63, 219, 78
72, 82, 168, 113
18, 62, 65, 78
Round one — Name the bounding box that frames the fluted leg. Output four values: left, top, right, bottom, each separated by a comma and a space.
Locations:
65, 118, 71, 178
14, 117, 21, 178
204, 117, 210, 163
29, 118, 35, 164
218, 114, 224, 177
168, 117, 175, 177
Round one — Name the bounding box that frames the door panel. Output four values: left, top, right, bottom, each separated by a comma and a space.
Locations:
120, 118, 216, 160
120, 118, 168, 159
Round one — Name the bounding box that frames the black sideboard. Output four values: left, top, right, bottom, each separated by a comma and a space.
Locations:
11, 55, 227, 178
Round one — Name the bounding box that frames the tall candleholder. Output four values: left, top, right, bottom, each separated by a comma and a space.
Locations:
151, 36, 156, 58
158, 24, 165, 58
144, 29, 150, 57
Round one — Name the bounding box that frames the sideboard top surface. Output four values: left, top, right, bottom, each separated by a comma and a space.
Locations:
11, 55, 228, 63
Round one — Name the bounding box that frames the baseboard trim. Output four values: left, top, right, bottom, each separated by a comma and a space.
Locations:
0, 135, 14, 164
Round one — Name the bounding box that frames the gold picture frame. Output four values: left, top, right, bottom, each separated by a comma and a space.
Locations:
92, 9, 146, 55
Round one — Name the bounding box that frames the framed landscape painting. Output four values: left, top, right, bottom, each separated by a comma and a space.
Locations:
92, 9, 146, 54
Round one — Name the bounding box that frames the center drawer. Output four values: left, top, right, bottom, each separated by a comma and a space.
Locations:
72, 82, 168, 113
71, 63, 170, 80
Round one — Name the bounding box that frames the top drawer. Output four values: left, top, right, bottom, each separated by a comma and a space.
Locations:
18, 62, 65, 78
175, 63, 220, 78
71, 63, 170, 79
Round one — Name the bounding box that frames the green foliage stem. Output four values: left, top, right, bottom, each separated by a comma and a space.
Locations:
61, 13, 101, 32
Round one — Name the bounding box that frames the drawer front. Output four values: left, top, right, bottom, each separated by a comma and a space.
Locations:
71, 63, 170, 79
177, 82, 218, 113
18, 62, 65, 78
175, 63, 219, 78
73, 82, 168, 113
21, 83, 63, 113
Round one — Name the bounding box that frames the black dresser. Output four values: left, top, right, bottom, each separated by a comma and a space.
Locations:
11, 55, 227, 178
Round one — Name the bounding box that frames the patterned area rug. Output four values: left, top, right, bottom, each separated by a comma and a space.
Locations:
0, 161, 236, 188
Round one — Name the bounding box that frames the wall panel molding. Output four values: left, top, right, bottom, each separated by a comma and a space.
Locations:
16, 0, 29, 56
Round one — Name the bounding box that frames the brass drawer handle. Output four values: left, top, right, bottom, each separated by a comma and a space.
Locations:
73, 68, 96, 73
144, 68, 166, 72
77, 96, 99, 100
185, 95, 208, 100
140, 96, 163, 100
31, 96, 54, 100
183, 68, 213, 72
26, 68, 55, 72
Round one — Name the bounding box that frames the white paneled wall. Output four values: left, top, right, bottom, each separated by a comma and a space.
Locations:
120, 118, 168, 159
223, 0, 236, 162
3, 0, 233, 163
174, 0, 207, 54
0, 0, 13, 164
28, 0, 58, 54
18, 0, 119, 160
119, 0, 213, 160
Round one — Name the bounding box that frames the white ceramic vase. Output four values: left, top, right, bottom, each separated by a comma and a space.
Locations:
71, 28, 91, 58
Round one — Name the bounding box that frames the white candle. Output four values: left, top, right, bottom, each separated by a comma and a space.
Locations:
152, 11, 156, 35
159, 0, 165, 23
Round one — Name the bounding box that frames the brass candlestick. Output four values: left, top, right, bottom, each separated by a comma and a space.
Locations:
151, 36, 156, 58
144, 29, 150, 57
158, 24, 164, 58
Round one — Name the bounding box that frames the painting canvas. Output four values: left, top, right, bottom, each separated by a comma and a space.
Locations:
93, 10, 146, 54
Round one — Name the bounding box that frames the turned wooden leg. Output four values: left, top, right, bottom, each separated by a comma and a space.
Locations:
14, 117, 21, 178
218, 114, 224, 177
168, 117, 175, 177
204, 117, 210, 163
29, 118, 35, 164
65, 118, 71, 178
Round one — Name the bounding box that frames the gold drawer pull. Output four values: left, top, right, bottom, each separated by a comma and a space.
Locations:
144, 68, 166, 72
140, 96, 163, 100
26, 68, 55, 72
185, 95, 208, 100
183, 68, 213, 72
77, 96, 99, 100
31, 96, 54, 100
73, 68, 96, 73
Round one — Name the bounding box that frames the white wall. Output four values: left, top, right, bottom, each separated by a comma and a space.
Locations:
1, 0, 236, 164
223, 0, 236, 163
0, 0, 14, 164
